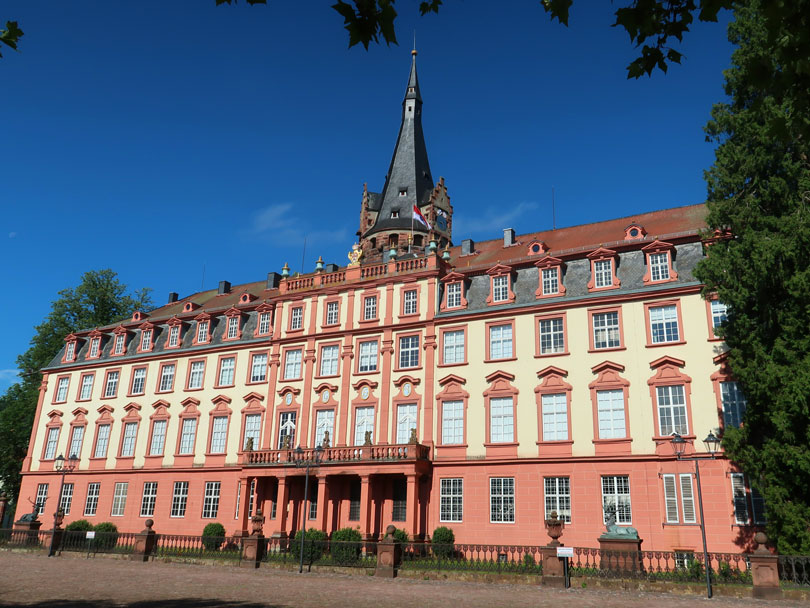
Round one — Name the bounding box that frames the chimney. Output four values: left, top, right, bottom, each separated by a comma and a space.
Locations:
461, 239, 475, 255
167, 292, 179, 304
218, 280, 231, 295
266, 272, 281, 289
324, 263, 339, 273
503, 228, 516, 247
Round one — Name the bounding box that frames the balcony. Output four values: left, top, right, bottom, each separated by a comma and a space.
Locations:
242, 443, 430, 467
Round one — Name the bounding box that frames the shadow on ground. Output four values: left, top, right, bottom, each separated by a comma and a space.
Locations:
0, 601, 282, 608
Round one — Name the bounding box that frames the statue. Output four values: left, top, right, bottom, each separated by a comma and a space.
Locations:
602, 504, 639, 539
18, 501, 41, 523
321, 430, 330, 448
408, 428, 418, 444
245, 437, 254, 452
363, 430, 373, 446
347, 242, 364, 267
283, 435, 292, 450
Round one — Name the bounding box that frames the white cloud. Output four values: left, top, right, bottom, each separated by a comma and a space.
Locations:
0, 369, 20, 390
452, 201, 541, 239
246, 202, 352, 247
8, 232, 16, 239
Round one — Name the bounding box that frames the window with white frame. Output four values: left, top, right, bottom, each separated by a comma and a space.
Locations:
284, 349, 302, 379
593, 311, 620, 349
149, 420, 167, 456
649, 252, 670, 281
593, 259, 613, 288
217, 357, 235, 386
663, 473, 696, 524
79, 374, 94, 400
489, 396, 514, 443
178, 418, 197, 454
542, 267, 559, 295
68, 426, 84, 458
114, 333, 126, 354
234, 481, 241, 520
721, 381, 747, 428
84, 482, 100, 516
442, 330, 464, 364
441, 400, 464, 445
140, 482, 158, 517
364, 295, 377, 320
248, 479, 256, 517
440, 478, 463, 522
490, 477, 515, 523
250, 353, 268, 383
315, 409, 334, 446
398, 335, 419, 368
227, 316, 240, 339
446, 282, 462, 308
492, 275, 509, 302
403, 289, 418, 315
159, 364, 176, 392
675, 551, 696, 570
103, 371, 119, 398
596, 390, 626, 439
711, 300, 728, 333
140, 329, 152, 350
541, 393, 568, 441
168, 325, 180, 347
544, 477, 571, 523
171, 481, 188, 517
319, 345, 339, 376
358, 341, 378, 372
325, 301, 339, 325
278, 411, 297, 449
188, 361, 205, 389
65, 341, 75, 361
120, 422, 138, 457
489, 324, 513, 359
111, 482, 128, 516
649, 304, 680, 343
290, 307, 303, 330
538, 317, 565, 354
55, 377, 69, 402
131, 368, 146, 395
209, 416, 228, 453
601, 475, 631, 524
196, 321, 209, 343
94, 424, 111, 458
258, 311, 271, 334
243, 413, 261, 450
202, 481, 221, 518
59, 482, 74, 515
35, 483, 48, 515
396, 403, 417, 444
731, 473, 766, 525
89, 337, 100, 357
656, 385, 688, 436
354, 406, 374, 445
44, 427, 59, 459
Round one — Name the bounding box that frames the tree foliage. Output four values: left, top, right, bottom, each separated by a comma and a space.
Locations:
0, 270, 152, 508
0, 20, 22, 57
695, 0, 810, 553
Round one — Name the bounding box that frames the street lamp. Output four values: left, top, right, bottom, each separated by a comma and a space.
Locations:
670, 431, 720, 598
293, 445, 324, 573
48, 453, 79, 557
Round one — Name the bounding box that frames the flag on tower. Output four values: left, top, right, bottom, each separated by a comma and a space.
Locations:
412, 204, 431, 229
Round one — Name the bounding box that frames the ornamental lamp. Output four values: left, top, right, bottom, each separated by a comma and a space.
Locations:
54, 454, 66, 471
703, 431, 720, 455
670, 433, 686, 457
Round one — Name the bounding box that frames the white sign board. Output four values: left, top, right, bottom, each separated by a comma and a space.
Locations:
556, 546, 574, 558
86, 531, 96, 539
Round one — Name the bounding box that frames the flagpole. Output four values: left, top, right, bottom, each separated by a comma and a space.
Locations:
410, 205, 414, 254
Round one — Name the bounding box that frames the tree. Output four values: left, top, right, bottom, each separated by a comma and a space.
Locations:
0, 270, 152, 509
0, 20, 22, 57
694, 0, 810, 553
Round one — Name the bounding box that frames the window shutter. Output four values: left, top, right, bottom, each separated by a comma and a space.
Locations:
679, 474, 696, 523
752, 486, 767, 524
731, 473, 749, 524
663, 474, 679, 523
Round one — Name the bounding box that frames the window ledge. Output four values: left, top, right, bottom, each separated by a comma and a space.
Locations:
437, 361, 468, 368
587, 346, 626, 354
536, 440, 574, 446
484, 357, 517, 364
354, 370, 380, 376
483, 442, 519, 448
592, 438, 633, 444
393, 366, 423, 373
646, 340, 687, 348
534, 351, 570, 359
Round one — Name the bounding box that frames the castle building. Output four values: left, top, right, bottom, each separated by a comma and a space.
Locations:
16, 53, 762, 554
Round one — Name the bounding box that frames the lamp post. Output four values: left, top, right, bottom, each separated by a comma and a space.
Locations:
293, 445, 324, 573
671, 431, 721, 599
48, 453, 78, 557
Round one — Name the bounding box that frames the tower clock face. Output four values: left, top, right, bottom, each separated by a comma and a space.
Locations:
436, 215, 448, 232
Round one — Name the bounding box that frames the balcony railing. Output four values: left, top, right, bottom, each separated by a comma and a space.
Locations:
243, 443, 430, 466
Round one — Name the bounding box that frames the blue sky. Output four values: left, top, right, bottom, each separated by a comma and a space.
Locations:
0, 2, 733, 390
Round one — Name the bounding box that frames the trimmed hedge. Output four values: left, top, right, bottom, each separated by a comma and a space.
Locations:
93, 522, 119, 550
65, 519, 93, 532
431, 526, 455, 558
291, 528, 328, 563
201, 522, 226, 551
330, 527, 362, 564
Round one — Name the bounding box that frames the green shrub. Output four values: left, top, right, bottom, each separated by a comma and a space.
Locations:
431, 526, 455, 559
93, 522, 119, 550
65, 519, 93, 532
392, 527, 409, 544
330, 527, 362, 564
523, 552, 536, 567
291, 528, 328, 563
201, 522, 226, 551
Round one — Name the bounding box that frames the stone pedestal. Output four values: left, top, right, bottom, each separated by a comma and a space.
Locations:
540, 547, 565, 587
131, 519, 157, 562
598, 536, 643, 572
750, 532, 781, 599
375, 525, 401, 577
0, 495, 8, 526
241, 534, 265, 568
13, 519, 43, 546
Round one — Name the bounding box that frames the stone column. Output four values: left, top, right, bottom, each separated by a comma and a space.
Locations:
750, 532, 781, 599
273, 476, 290, 547
237, 477, 252, 535
359, 475, 373, 541
315, 476, 328, 532
405, 474, 418, 538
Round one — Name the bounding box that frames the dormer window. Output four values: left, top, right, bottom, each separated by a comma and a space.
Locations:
65, 341, 76, 362
89, 337, 100, 358
485, 264, 516, 306
440, 271, 468, 312
391, 211, 399, 218
168, 325, 180, 347
227, 316, 239, 339
642, 240, 678, 285
586, 247, 621, 292
113, 334, 125, 355
408, 87, 415, 93
399, 189, 407, 197
197, 321, 209, 343
140, 329, 152, 351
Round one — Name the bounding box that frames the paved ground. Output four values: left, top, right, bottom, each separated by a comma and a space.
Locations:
0, 552, 802, 608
